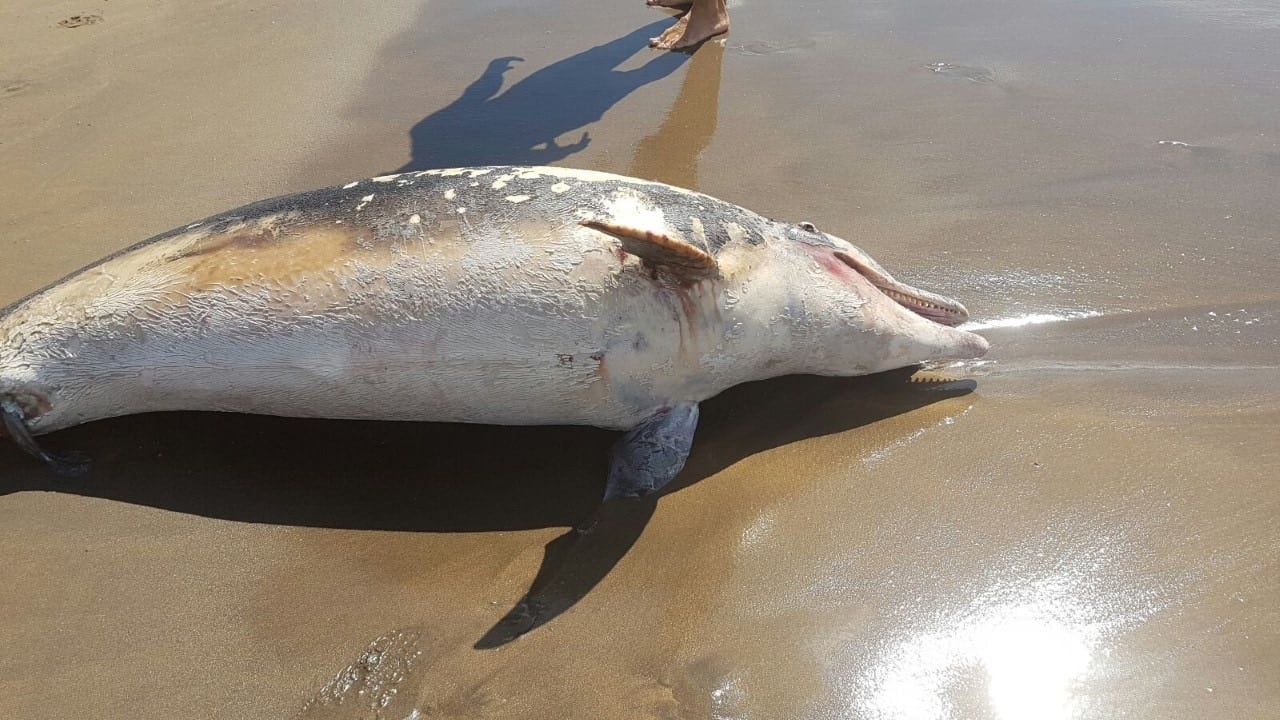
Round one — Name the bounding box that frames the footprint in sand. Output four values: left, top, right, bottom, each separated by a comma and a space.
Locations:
925, 61, 995, 84
58, 13, 103, 29
3, 81, 32, 97
727, 38, 817, 56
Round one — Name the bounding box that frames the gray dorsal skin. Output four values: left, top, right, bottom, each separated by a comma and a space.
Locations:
3, 165, 779, 311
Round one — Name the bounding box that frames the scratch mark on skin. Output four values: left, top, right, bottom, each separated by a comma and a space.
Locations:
186, 222, 202, 230
342, 181, 360, 189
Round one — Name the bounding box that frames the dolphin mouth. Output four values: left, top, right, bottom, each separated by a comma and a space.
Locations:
834, 251, 969, 327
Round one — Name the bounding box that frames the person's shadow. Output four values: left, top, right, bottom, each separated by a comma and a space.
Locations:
396, 21, 688, 172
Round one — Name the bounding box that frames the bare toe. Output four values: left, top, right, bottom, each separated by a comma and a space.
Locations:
649, 16, 689, 49
670, 18, 728, 49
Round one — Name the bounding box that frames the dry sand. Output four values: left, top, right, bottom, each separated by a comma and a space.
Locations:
1, 0, 1277, 718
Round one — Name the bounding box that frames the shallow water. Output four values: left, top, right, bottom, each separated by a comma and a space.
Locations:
1, 0, 1277, 718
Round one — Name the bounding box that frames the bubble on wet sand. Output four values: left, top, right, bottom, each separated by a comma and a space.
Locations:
297, 629, 425, 719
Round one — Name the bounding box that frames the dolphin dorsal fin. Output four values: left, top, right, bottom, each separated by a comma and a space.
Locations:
580, 219, 718, 280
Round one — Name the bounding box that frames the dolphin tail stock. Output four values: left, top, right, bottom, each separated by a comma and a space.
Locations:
0, 398, 90, 477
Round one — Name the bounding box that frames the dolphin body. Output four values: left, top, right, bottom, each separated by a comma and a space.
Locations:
0, 166, 988, 495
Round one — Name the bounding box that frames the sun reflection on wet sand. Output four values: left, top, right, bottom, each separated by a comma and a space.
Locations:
855, 580, 1104, 720
975, 610, 1092, 719
960, 311, 1104, 331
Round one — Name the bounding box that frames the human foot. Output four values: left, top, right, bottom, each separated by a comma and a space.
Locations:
649, 0, 728, 50
646, 0, 691, 7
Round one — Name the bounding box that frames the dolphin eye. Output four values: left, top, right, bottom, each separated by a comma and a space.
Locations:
799, 221, 819, 233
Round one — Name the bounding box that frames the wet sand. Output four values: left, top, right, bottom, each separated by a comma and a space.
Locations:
1, 0, 1277, 718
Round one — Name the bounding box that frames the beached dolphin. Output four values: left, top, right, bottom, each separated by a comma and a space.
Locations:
0, 166, 988, 496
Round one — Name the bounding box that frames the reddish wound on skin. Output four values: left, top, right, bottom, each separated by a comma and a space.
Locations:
805, 245, 858, 281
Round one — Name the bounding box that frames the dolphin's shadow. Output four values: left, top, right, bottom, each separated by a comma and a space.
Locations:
473, 368, 976, 647
395, 21, 688, 172
0, 370, 975, 645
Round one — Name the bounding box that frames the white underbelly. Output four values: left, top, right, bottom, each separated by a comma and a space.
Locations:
137, 329, 648, 429
37, 282, 723, 433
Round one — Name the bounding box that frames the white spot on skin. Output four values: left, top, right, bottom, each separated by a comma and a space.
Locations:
408, 214, 421, 224
457, 207, 466, 214
491, 173, 516, 190
550, 182, 571, 193
518, 171, 541, 180
690, 217, 707, 245
469, 182, 479, 187
343, 181, 360, 189
356, 194, 375, 211
603, 192, 669, 236
444, 189, 456, 200
372, 174, 401, 183
186, 222, 202, 230
506, 195, 531, 203
723, 222, 747, 244
467, 168, 493, 177
441, 168, 467, 176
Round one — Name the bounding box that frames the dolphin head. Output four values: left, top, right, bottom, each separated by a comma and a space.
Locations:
750, 220, 989, 377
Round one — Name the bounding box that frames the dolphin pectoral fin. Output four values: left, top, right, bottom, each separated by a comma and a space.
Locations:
604, 403, 699, 501
476, 405, 697, 647
0, 399, 91, 478
580, 219, 718, 280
